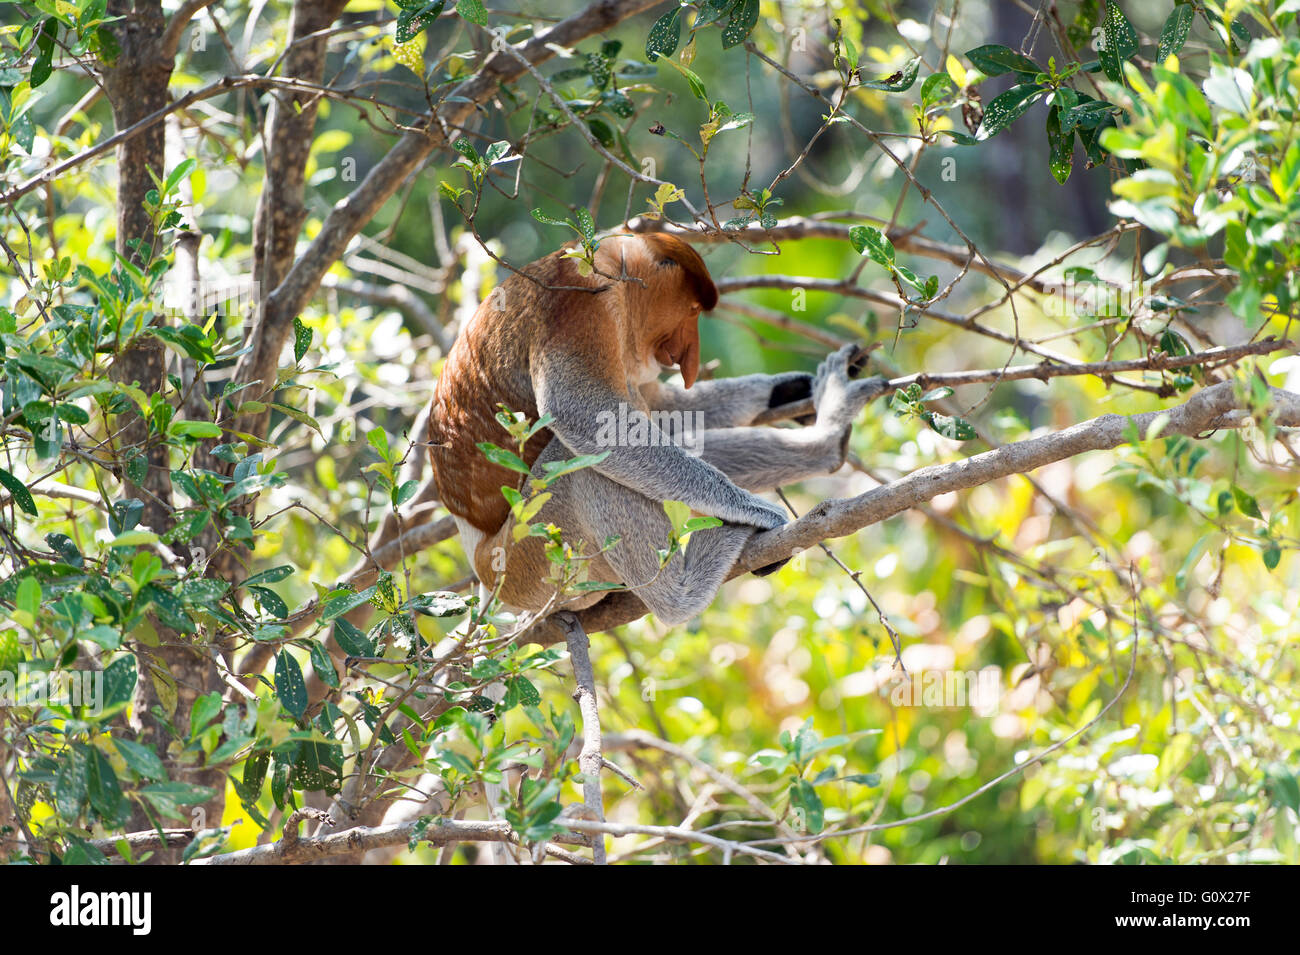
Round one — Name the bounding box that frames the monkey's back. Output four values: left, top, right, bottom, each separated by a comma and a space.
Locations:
428, 250, 603, 535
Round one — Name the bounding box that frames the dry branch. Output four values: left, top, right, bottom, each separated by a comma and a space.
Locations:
752, 338, 1293, 425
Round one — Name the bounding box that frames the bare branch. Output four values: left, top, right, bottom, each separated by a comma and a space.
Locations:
753, 338, 1293, 425
321, 276, 452, 352
559, 612, 607, 864
161, 0, 223, 60
626, 214, 1061, 293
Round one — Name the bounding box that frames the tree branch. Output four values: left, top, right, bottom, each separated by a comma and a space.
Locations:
161, 0, 222, 60
752, 338, 1293, 425
231, 0, 664, 436
559, 612, 607, 864
578, 382, 1300, 633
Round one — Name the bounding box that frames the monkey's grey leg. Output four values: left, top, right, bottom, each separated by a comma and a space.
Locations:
541, 460, 756, 626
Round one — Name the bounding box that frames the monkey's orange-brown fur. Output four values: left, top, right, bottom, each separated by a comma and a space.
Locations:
428, 233, 716, 541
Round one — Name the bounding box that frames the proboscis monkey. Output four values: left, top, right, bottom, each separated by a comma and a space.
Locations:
428, 233, 886, 625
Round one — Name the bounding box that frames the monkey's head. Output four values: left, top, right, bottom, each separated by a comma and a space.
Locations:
605, 233, 717, 388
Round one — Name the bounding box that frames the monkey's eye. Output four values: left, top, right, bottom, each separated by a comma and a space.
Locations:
657, 258, 677, 268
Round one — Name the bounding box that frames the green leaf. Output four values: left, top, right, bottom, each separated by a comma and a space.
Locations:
0, 630, 23, 675
293, 316, 312, 363
503, 675, 541, 709
530, 207, 573, 228
102, 654, 137, 708
163, 158, 198, 196
113, 737, 166, 780
539, 450, 610, 482
860, 57, 920, 92
1231, 485, 1263, 520
395, 0, 446, 43
964, 44, 1040, 77
695, 0, 736, 28
976, 84, 1044, 139
241, 751, 270, 798
0, 467, 37, 515
310, 640, 339, 688
170, 419, 223, 439
87, 745, 124, 822
1157, 4, 1194, 62
241, 565, 294, 587
189, 691, 223, 738
406, 591, 473, 618
789, 777, 825, 834
55, 745, 90, 820
452, 137, 479, 161
319, 586, 376, 621
720, 0, 759, 49
138, 782, 214, 818
1046, 104, 1074, 184
476, 442, 531, 475
332, 617, 375, 657
1059, 97, 1117, 133
275, 649, 308, 720
1264, 764, 1300, 813
16, 575, 40, 620
645, 6, 682, 62
920, 72, 958, 109
926, 413, 978, 441
849, 225, 895, 267
249, 586, 288, 619
659, 57, 709, 100
1100, 2, 1139, 83
31, 19, 56, 88
1262, 541, 1281, 571
270, 402, 322, 436
107, 529, 159, 547
456, 0, 487, 27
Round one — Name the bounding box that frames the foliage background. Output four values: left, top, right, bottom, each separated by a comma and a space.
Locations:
0, 0, 1297, 864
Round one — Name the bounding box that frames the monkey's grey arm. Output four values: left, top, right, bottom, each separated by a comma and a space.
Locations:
640, 373, 814, 428
534, 357, 789, 530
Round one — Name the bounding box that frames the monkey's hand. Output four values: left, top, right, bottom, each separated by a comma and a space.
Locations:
811, 343, 889, 431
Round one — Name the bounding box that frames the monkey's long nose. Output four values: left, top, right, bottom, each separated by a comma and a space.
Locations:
656, 339, 698, 388
656, 323, 700, 388
676, 339, 699, 388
